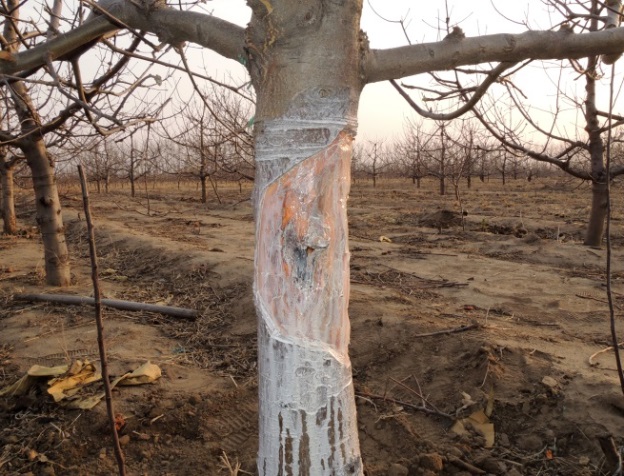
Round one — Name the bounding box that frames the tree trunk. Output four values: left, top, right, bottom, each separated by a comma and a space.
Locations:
585, 179, 607, 246
583, 48, 606, 247
439, 127, 446, 195
249, 1, 363, 473
3, 0, 69, 286
0, 161, 17, 235
23, 138, 71, 286
129, 150, 136, 197
200, 175, 207, 203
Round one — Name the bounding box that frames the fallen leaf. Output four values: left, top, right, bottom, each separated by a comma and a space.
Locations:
117, 361, 161, 386
450, 409, 495, 448
115, 414, 126, 431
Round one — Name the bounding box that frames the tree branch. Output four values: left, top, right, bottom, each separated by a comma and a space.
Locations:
0, 1, 246, 76
366, 28, 624, 83
473, 109, 591, 180
390, 62, 516, 120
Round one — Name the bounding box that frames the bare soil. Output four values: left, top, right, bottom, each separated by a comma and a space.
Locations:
1, 177, 624, 476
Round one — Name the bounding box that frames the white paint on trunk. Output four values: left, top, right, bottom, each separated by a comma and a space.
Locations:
256, 319, 361, 475
254, 88, 362, 475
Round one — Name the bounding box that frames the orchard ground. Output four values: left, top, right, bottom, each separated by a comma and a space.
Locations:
1, 176, 623, 475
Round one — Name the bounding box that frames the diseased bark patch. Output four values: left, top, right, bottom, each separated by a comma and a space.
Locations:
256, 131, 352, 350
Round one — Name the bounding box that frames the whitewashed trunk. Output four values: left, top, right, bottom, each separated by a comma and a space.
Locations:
253, 90, 362, 475
246, 2, 365, 473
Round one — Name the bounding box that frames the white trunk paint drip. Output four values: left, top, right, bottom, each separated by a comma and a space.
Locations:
254, 88, 362, 475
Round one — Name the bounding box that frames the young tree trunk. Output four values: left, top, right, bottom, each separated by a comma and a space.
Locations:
583, 52, 607, 247
0, 160, 17, 235
439, 127, 446, 195
249, 1, 364, 473
200, 175, 207, 203
585, 179, 607, 246
23, 138, 71, 286
130, 171, 136, 197
3, 0, 69, 285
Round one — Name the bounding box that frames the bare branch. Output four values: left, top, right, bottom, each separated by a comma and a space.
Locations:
390, 62, 516, 120
366, 27, 624, 83
0, 0, 246, 76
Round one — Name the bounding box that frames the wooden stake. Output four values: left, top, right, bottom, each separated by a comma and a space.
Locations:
78, 164, 126, 476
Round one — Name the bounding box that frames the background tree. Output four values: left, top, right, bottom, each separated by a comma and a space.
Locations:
74, 138, 121, 194
472, 0, 624, 246
0, 151, 22, 235
396, 120, 428, 187
0, 0, 162, 285
356, 140, 391, 187
165, 89, 253, 203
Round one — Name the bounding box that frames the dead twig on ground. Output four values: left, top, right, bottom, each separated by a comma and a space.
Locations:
355, 390, 453, 419
349, 232, 381, 242
588, 343, 624, 367
390, 376, 447, 416
576, 293, 610, 304
446, 455, 487, 475
412, 323, 479, 338
78, 165, 126, 476
219, 451, 244, 475
598, 435, 622, 476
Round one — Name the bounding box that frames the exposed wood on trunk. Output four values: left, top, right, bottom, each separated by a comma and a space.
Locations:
14, 293, 198, 319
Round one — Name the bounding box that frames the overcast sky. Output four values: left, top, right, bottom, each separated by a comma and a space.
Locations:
163, 1, 624, 145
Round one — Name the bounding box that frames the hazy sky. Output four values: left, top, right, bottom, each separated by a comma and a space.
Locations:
174, 1, 623, 145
